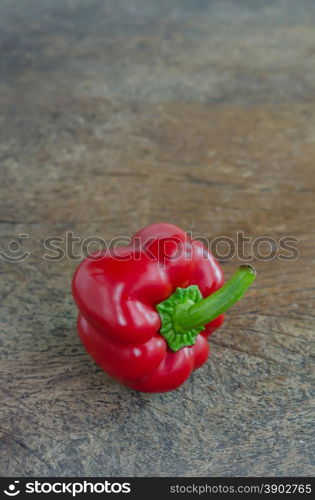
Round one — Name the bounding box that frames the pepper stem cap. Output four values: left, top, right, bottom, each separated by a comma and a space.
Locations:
157, 265, 256, 352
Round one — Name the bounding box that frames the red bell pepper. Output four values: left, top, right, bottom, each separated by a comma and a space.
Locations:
72, 223, 256, 392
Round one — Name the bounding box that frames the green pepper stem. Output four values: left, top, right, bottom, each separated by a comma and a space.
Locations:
177, 265, 256, 332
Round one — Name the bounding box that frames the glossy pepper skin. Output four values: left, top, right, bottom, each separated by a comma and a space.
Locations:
72, 223, 255, 392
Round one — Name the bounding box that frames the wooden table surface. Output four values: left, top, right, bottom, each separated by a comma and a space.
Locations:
0, 0, 314, 477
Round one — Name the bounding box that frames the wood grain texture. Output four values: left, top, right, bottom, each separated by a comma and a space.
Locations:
0, 0, 314, 477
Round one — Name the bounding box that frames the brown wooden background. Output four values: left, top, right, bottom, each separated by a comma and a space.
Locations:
0, 0, 314, 476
